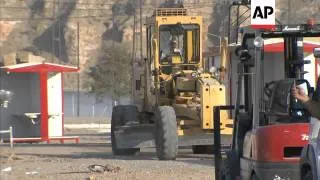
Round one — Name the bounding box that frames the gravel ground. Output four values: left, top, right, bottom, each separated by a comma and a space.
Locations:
0, 129, 215, 180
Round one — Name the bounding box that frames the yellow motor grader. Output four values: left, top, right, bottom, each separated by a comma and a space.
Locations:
111, 7, 233, 160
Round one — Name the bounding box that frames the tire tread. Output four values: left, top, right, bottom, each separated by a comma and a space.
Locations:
155, 106, 178, 160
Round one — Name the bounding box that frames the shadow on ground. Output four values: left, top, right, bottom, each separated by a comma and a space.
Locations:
1, 130, 215, 168
16, 148, 214, 167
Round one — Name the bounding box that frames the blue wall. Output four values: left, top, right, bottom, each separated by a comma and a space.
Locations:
63, 91, 130, 118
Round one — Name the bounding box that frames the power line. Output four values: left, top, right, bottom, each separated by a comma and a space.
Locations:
0, 1, 221, 9
0, 5, 217, 10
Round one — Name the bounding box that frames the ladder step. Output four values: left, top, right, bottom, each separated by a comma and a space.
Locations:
178, 119, 200, 126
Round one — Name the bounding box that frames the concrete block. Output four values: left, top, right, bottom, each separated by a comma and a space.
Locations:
17, 51, 44, 63
3, 53, 17, 66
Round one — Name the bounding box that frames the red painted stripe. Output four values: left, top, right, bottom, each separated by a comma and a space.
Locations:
264, 42, 320, 53
251, 24, 276, 30
13, 136, 79, 143
40, 71, 49, 140
61, 73, 64, 136
6, 64, 79, 73
13, 138, 42, 143
304, 44, 320, 53
264, 42, 284, 53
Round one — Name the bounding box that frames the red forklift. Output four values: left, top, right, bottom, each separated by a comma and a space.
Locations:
214, 23, 320, 180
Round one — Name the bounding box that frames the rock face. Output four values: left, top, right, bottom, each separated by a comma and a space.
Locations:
0, 0, 215, 63
0, 0, 318, 89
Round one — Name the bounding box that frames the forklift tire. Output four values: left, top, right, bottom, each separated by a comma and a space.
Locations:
155, 106, 178, 160
219, 160, 233, 180
219, 151, 237, 180
111, 105, 140, 155
192, 145, 214, 154
303, 171, 313, 180
251, 174, 260, 180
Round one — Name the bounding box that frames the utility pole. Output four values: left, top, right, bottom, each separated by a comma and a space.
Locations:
288, 0, 291, 24
58, 0, 62, 61
77, 22, 80, 117
132, 14, 136, 62
0, 0, 2, 56
52, 0, 62, 63
140, 0, 143, 62
52, 0, 56, 62
131, 4, 137, 103
236, 5, 240, 44
112, 14, 115, 47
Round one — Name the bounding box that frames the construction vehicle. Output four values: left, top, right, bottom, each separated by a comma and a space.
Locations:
111, 7, 233, 160
215, 23, 320, 180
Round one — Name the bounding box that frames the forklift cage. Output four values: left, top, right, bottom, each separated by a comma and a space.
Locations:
214, 23, 320, 179
213, 105, 245, 180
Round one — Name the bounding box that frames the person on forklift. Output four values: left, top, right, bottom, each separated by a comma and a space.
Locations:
160, 39, 183, 64
292, 76, 320, 119
168, 39, 183, 64
170, 40, 182, 55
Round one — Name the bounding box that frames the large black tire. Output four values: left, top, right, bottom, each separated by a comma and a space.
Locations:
192, 145, 214, 154
303, 171, 313, 180
111, 105, 140, 155
219, 151, 237, 180
219, 160, 233, 180
251, 174, 259, 180
155, 106, 178, 160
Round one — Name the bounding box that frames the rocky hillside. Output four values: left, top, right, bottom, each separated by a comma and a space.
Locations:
0, 0, 319, 90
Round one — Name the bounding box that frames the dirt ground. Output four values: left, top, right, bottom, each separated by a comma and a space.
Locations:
0, 128, 215, 180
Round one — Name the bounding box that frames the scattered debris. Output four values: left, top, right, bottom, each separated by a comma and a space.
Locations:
104, 164, 121, 173
88, 164, 121, 173
1, 166, 12, 172
86, 175, 97, 180
88, 164, 105, 173
25, 171, 40, 175
7, 153, 17, 162
0, 153, 22, 161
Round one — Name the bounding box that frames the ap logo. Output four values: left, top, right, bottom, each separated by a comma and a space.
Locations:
251, 0, 275, 29
253, 6, 274, 19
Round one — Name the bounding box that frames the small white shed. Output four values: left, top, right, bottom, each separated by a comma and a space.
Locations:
0, 62, 79, 143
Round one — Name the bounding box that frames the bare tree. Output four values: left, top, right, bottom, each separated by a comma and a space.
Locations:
85, 42, 132, 102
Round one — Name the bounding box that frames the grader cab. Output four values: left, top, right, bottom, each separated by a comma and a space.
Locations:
111, 7, 233, 160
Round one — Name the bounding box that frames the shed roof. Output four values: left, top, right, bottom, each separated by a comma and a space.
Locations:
264, 39, 320, 53
1, 63, 79, 73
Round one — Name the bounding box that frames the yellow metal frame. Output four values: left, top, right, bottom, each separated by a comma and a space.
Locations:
144, 8, 233, 136
154, 15, 203, 70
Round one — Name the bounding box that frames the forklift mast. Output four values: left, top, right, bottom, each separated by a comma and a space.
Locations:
242, 24, 320, 123
251, 31, 307, 127
284, 36, 305, 79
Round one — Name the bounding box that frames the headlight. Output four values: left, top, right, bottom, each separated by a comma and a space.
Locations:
209, 66, 217, 74
0, 90, 12, 101
254, 36, 264, 48
0, 90, 13, 108
191, 72, 197, 78
197, 67, 204, 74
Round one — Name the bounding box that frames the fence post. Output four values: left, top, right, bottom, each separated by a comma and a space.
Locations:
9, 126, 13, 149
0, 126, 13, 149
92, 105, 95, 117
